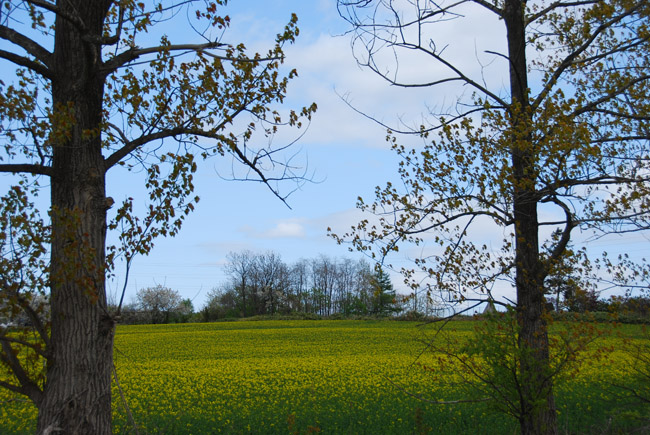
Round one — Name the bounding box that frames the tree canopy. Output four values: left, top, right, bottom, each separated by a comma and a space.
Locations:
335, 0, 650, 433
0, 1, 315, 433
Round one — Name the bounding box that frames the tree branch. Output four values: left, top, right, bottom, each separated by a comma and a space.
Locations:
101, 41, 229, 73
104, 127, 186, 169
526, 1, 600, 25
541, 196, 576, 267
572, 74, 650, 118
0, 337, 43, 404
0, 164, 52, 176
0, 25, 52, 65
15, 296, 50, 349
24, 0, 88, 34
532, 4, 641, 110
0, 379, 25, 396
0, 335, 47, 358
471, 0, 504, 17
0, 49, 52, 78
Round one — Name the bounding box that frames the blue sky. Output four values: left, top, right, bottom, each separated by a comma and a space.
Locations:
1, 1, 645, 309
104, 0, 650, 309
107, 0, 413, 307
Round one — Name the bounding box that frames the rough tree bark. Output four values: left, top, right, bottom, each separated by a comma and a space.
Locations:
505, 0, 557, 432
37, 2, 114, 433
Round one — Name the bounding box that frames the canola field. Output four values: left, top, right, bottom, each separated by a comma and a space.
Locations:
0, 320, 646, 434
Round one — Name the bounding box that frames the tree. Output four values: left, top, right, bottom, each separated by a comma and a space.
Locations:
335, 1, 650, 433
174, 298, 195, 323
254, 251, 290, 315
543, 241, 595, 312
368, 267, 398, 316
0, 1, 315, 433
225, 250, 257, 317
289, 258, 310, 313
135, 284, 181, 324
202, 286, 240, 321
310, 255, 339, 316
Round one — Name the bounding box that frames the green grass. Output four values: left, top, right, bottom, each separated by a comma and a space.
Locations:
1, 320, 648, 434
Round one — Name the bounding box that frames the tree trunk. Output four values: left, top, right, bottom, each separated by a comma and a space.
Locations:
37, 2, 114, 434
504, 0, 558, 433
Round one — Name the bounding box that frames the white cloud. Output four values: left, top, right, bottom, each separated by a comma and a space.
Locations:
239, 218, 307, 239
266, 221, 307, 238
277, 2, 509, 151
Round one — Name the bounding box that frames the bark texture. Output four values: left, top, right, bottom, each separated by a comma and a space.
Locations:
505, 0, 557, 433
36, 2, 114, 434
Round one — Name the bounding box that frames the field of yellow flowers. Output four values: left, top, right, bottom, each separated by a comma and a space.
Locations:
1, 320, 648, 434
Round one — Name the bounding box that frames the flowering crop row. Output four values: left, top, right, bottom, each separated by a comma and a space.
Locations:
0, 320, 646, 433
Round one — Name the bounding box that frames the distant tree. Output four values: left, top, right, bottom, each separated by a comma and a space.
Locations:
617, 296, 650, 318
563, 288, 603, 313
225, 251, 256, 317
202, 287, 240, 321
369, 267, 399, 316
172, 298, 195, 323
289, 259, 311, 313
116, 302, 148, 325
214, 252, 407, 318
311, 256, 338, 316
254, 251, 290, 315
543, 241, 595, 312
136, 285, 182, 324
335, 258, 360, 315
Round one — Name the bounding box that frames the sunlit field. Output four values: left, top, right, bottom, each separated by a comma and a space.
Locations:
1, 320, 648, 434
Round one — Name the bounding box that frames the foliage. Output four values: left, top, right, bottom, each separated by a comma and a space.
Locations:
423, 311, 609, 427
368, 267, 399, 316
0, 0, 315, 431
0, 181, 49, 398
334, 0, 650, 432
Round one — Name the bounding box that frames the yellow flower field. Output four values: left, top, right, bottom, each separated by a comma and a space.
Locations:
0, 320, 647, 434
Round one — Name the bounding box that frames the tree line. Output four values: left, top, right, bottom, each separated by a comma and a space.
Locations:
204, 251, 401, 320
116, 251, 403, 324
117, 247, 650, 325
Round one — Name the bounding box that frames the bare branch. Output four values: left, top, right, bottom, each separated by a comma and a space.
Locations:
541, 196, 576, 266
0, 25, 52, 77
471, 0, 504, 16
0, 49, 52, 78
0, 335, 47, 358
0, 337, 43, 404
0, 163, 52, 176
101, 41, 229, 73
336, 89, 493, 135
0, 25, 52, 65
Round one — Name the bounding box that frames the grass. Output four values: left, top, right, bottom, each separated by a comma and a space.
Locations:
1, 319, 648, 434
